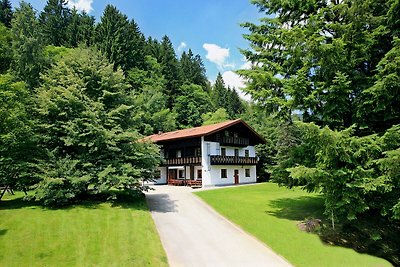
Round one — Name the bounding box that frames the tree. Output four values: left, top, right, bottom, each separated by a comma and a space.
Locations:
211, 73, 244, 118
202, 108, 229, 125
180, 49, 208, 88
239, 0, 397, 130
128, 56, 177, 135
0, 74, 38, 197
359, 38, 400, 132
39, 0, 71, 46
95, 5, 145, 72
173, 83, 212, 127
34, 47, 159, 206
160, 35, 182, 108
66, 8, 95, 47
0, 23, 12, 73
0, 0, 12, 27
11, 1, 44, 89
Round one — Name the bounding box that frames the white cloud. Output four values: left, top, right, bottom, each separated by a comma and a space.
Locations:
177, 42, 187, 53
67, 0, 93, 13
222, 71, 251, 101
203, 43, 232, 70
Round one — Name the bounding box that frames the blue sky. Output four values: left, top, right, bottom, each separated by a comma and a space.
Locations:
11, 0, 263, 92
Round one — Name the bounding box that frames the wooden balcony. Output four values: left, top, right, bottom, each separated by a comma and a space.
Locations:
217, 136, 250, 147
162, 156, 201, 166
210, 155, 258, 165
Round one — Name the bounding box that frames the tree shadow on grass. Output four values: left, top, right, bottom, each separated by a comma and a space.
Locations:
0, 192, 149, 212
267, 196, 399, 266
0, 229, 7, 236
266, 195, 325, 221
0, 196, 39, 210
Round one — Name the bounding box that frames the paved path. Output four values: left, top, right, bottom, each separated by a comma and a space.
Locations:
145, 185, 292, 267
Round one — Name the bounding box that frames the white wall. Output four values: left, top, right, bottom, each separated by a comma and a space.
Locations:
201, 138, 257, 187
155, 167, 167, 184
208, 165, 256, 186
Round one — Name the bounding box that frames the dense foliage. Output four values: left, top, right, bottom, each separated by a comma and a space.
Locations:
0, 1, 247, 205
241, 0, 400, 226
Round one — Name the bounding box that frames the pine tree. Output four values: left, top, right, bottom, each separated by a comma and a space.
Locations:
0, 0, 12, 27
95, 5, 145, 72
39, 0, 71, 46
239, 0, 397, 130
66, 8, 95, 47
11, 1, 44, 89
212, 72, 227, 109
180, 49, 208, 88
0, 23, 12, 73
160, 35, 182, 108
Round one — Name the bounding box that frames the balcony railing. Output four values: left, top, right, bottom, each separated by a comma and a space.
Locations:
216, 136, 250, 146
210, 155, 258, 165
162, 156, 201, 166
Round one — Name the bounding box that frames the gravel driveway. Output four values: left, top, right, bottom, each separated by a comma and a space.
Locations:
145, 185, 292, 267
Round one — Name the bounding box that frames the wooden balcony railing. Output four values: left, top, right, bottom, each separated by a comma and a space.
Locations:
210, 155, 258, 165
216, 136, 250, 146
162, 156, 201, 166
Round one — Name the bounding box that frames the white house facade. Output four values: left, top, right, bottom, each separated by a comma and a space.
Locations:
143, 119, 265, 188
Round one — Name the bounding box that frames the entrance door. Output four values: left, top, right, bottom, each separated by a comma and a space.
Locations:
168, 169, 177, 180
234, 169, 239, 184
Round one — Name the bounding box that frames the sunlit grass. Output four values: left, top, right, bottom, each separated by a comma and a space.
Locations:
0, 192, 168, 267
196, 183, 392, 267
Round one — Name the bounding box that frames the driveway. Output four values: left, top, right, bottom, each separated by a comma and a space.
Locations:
145, 185, 292, 267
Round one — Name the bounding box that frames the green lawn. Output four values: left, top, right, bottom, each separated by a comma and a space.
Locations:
0, 192, 168, 267
196, 183, 392, 267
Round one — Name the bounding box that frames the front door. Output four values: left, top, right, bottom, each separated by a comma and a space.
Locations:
168, 169, 177, 180
234, 169, 239, 184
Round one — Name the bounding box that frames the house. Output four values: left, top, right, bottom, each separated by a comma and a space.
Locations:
143, 119, 265, 187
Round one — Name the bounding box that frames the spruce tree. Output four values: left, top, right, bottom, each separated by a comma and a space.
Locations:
95, 5, 145, 72
0, 0, 12, 27
66, 9, 95, 47
11, 1, 44, 89
160, 35, 182, 108
180, 49, 208, 88
39, 0, 71, 46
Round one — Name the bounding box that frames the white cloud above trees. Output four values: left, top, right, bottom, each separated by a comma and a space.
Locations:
177, 42, 187, 53
203, 43, 233, 70
67, 0, 94, 13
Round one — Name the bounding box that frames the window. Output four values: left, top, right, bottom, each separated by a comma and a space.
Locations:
245, 169, 250, 177
176, 150, 182, 158
178, 170, 184, 179
221, 169, 227, 179
245, 150, 249, 158
224, 130, 230, 137
197, 169, 202, 179
234, 149, 239, 157
234, 132, 239, 138
221, 147, 226, 156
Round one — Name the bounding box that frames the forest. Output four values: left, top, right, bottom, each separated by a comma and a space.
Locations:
0, 0, 244, 205
0, 0, 399, 262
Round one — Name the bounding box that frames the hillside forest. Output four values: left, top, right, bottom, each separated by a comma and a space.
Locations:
0, 0, 400, 262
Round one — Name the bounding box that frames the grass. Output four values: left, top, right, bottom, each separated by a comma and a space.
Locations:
196, 183, 392, 267
0, 192, 168, 267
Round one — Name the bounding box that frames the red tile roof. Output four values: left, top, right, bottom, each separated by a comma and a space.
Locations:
142, 119, 265, 144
